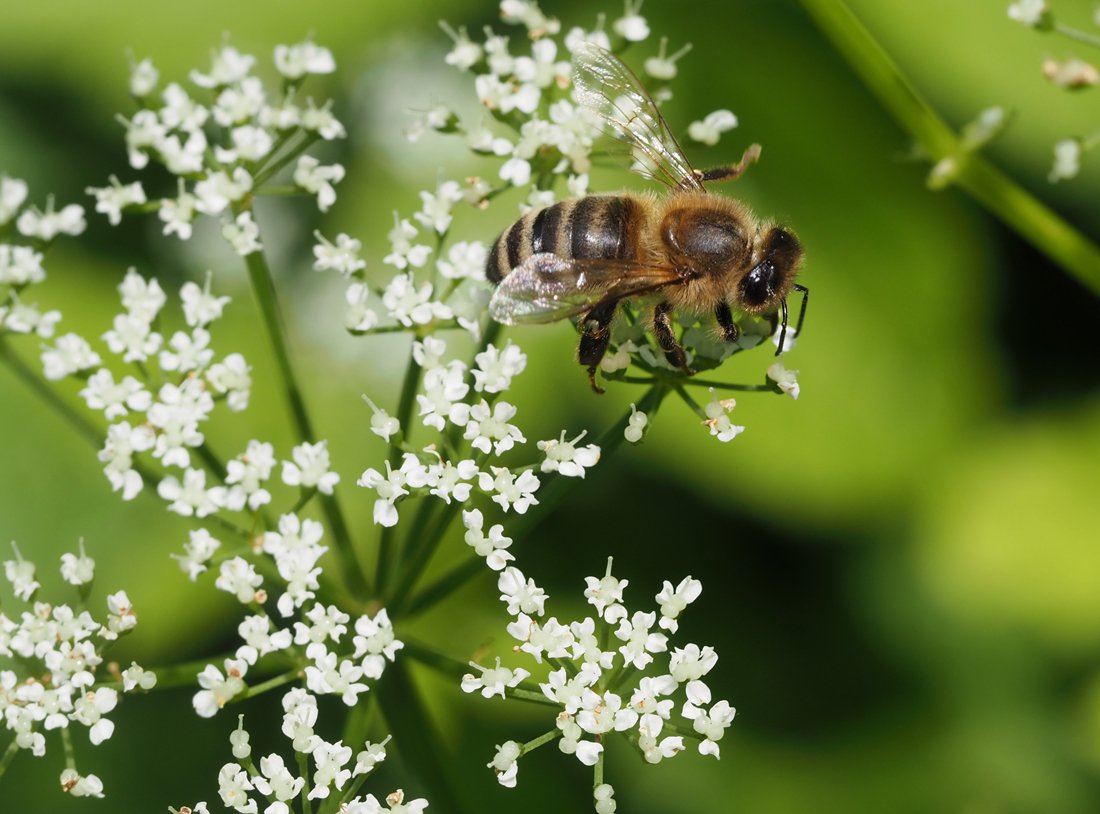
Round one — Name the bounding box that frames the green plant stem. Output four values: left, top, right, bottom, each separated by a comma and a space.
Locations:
297, 749, 314, 814
1054, 21, 1100, 51
799, 0, 1100, 296
687, 377, 774, 392
60, 726, 76, 769
0, 740, 17, 782
240, 668, 301, 699
386, 498, 463, 609
594, 748, 604, 789
401, 385, 670, 617
240, 246, 366, 597
522, 728, 561, 753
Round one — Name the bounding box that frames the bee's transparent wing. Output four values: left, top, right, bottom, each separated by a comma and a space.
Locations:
489, 253, 684, 325
571, 42, 704, 192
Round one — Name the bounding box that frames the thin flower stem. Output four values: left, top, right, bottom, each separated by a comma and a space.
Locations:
799, 0, 1100, 297
521, 728, 561, 754
297, 749, 314, 814
508, 686, 559, 708
0, 739, 18, 782
594, 747, 605, 789
674, 385, 707, 421
686, 377, 774, 392
402, 385, 670, 617
386, 498, 463, 608
60, 725, 76, 769
253, 131, 320, 188
240, 245, 366, 597
240, 668, 301, 700
1053, 21, 1100, 51
401, 636, 472, 678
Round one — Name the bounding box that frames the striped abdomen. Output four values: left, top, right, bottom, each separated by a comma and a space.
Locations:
485, 195, 647, 284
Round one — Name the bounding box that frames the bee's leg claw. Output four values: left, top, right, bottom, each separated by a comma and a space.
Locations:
578, 300, 616, 395
715, 302, 739, 343
587, 367, 606, 395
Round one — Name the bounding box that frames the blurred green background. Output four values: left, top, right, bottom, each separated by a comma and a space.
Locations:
2, 0, 1100, 812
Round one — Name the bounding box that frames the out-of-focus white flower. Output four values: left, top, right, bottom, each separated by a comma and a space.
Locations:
687, 109, 738, 146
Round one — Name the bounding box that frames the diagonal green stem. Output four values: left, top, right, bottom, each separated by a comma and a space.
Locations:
0, 739, 18, 781
799, 0, 1100, 297
240, 245, 367, 596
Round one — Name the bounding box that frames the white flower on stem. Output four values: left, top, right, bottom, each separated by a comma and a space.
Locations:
624, 402, 648, 443
79, 369, 151, 420
236, 615, 293, 666
345, 282, 379, 332
425, 457, 479, 504
353, 738, 390, 777
159, 183, 199, 239
102, 311, 162, 363
159, 82, 210, 132
462, 508, 514, 570
414, 179, 464, 234
191, 44, 256, 88
0, 244, 45, 285
614, 610, 668, 670
767, 360, 800, 400
569, 619, 616, 669
193, 658, 248, 718
405, 103, 457, 142
308, 738, 354, 800
644, 37, 692, 80
507, 614, 574, 663
382, 215, 431, 270
214, 557, 263, 604
461, 657, 531, 699
656, 576, 702, 633
349, 789, 428, 813
301, 98, 347, 140
86, 176, 146, 225
538, 430, 600, 477
1043, 57, 1099, 89
364, 396, 400, 443
612, 0, 650, 41
118, 268, 167, 321
1007, 0, 1048, 27
594, 783, 618, 814
41, 333, 102, 381
584, 558, 628, 621
264, 515, 327, 617
194, 168, 253, 216
457, 400, 526, 455
148, 379, 213, 467
281, 688, 319, 752
577, 688, 638, 735
281, 440, 340, 495
207, 352, 252, 412
59, 540, 95, 586
121, 662, 157, 692
687, 109, 738, 146
357, 454, 425, 527
541, 663, 602, 712
669, 643, 718, 683
2, 297, 62, 338
128, 56, 158, 97
628, 674, 677, 734
275, 39, 336, 79
16, 202, 86, 240
105, 590, 137, 636
412, 336, 448, 368
0, 175, 29, 224
381, 273, 451, 326
488, 740, 521, 788
499, 155, 532, 186
158, 129, 209, 175
497, 567, 547, 617
224, 440, 275, 512
98, 421, 155, 500
181, 274, 231, 328
442, 21, 483, 70
293, 604, 351, 647
313, 232, 366, 276
217, 762, 257, 813
501, 0, 561, 37
703, 388, 744, 442
436, 239, 487, 280
351, 609, 404, 679
70, 687, 118, 744
416, 361, 470, 431
159, 327, 213, 373
252, 754, 305, 810
222, 211, 262, 256
1049, 138, 1082, 182
59, 769, 105, 798
681, 680, 736, 757
304, 645, 368, 705
4, 543, 39, 600
472, 341, 527, 393
120, 110, 164, 170
478, 466, 540, 514
294, 156, 345, 212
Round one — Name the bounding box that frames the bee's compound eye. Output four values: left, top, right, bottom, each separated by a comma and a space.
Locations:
740, 260, 775, 308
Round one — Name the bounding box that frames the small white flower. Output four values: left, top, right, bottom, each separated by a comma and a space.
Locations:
584, 558, 628, 621
538, 430, 600, 478
656, 576, 702, 633
351, 609, 404, 679
294, 155, 345, 212
159, 183, 199, 240
281, 441, 340, 495
122, 662, 157, 692
644, 38, 692, 81
86, 176, 146, 225
207, 352, 252, 412
158, 468, 222, 517
472, 341, 527, 392
488, 740, 521, 788
414, 178, 464, 234
194, 168, 253, 216
222, 211, 262, 256
193, 659, 248, 718
345, 282, 379, 332
215, 557, 263, 604
1049, 138, 1082, 182
612, 0, 650, 41
767, 360, 800, 399
669, 643, 718, 683
172, 528, 222, 581
0, 176, 29, 225
60, 769, 105, 798
16, 202, 86, 241
442, 22, 484, 71
461, 657, 531, 699
458, 400, 526, 455
128, 56, 158, 97
703, 388, 744, 442
59, 540, 95, 586
382, 215, 431, 270
181, 274, 231, 328
314, 232, 366, 276
463, 508, 514, 570
191, 45, 256, 88
498, 567, 548, 617
416, 361, 470, 431
1007, 0, 1048, 27
382, 273, 452, 326
500, 156, 532, 186
479, 466, 541, 514
4, 543, 39, 600
0, 244, 45, 285
301, 98, 347, 140
275, 39, 336, 79
79, 369, 151, 420
364, 396, 400, 442
41, 333, 102, 381
688, 109, 738, 146
624, 403, 648, 443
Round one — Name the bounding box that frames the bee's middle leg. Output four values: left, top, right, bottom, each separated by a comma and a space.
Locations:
578, 300, 617, 394
653, 301, 694, 375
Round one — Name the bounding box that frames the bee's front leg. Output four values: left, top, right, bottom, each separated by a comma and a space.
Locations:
715, 301, 739, 343
653, 301, 695, 376
578, 300, 618, 394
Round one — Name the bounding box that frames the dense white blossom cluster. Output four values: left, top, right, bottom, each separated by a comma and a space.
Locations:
0, 543, 155, 798
465, 558, 734, 796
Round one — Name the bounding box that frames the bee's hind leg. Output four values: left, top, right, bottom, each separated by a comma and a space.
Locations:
696, 143, 762, 184
653, 301, 695, 376
578, 300, 618, 395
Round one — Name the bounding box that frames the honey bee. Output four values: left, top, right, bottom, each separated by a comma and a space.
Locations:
486, 42, 808, 393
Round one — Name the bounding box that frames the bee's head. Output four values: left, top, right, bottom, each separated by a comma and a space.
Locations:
738, 225, 803, 314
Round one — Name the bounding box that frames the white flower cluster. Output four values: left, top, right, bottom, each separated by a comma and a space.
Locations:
0, 176, 83, 339
466, 558, 735, 793
90, 38, 344, 250
174, 713, 421, 813
0, 543, 155, 797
